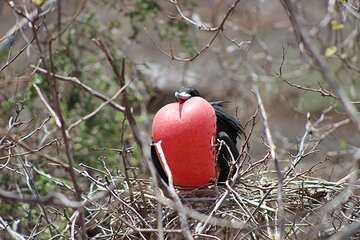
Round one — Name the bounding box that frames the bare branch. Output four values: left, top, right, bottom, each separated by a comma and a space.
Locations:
146, 0, 243, 62
32, 83, 62, 127
0, 188, 83, 209
31, 65, 126, 112
280, 0, 360, 132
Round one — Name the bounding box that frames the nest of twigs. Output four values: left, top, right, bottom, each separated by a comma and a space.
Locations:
82, 163, 360, 240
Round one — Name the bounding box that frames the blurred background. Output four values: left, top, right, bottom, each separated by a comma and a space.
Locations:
0, 0, 359, 238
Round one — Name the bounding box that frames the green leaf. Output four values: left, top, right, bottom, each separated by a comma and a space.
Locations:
331, 20, 344, 30
33, 73, 44, 84
339, 140, 348, 151
32, 0, 44, 6
325, 46, 337, 57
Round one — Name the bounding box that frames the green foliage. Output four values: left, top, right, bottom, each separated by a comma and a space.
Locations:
38, 13, 146, 172
159, 19, 196, 54
331, 20, 344, 30
34, 175, 57, 195
325, 46, 337, 57
339, 139, 348, 151
0, 202, 22, 220
126, 0, 161, 39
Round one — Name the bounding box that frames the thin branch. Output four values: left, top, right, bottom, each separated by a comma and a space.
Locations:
253, 87, 284, 240
32, 83, 62, 127
3, 133, 68, 168
30, 65, 126, 112
0, 188, 83, 209
67, 81, 131, 132
146, 0, 242, 61
0, 0, 57, 52
154, 141, 193, 240
283, 79, 340, 100
280, 0, 360, 132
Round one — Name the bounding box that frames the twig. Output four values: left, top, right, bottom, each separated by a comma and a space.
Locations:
32, 83, 62, 127
196, 190, 229, 234
2, 133, 67, 168
94, 40, 186, 239
280, 0, 360, 132
154, 141, 193, 239
0, 0, 57, 52
253, 87, 285, 240
67, 81, 131, 132
0, 188, 83, 209
0, 214, 26, 240
0, 35, 35, 72
283, 78, 339, 100
19, 116, 52, 141
146, 0, 242, 62
37, 16, 87, 237
30, 65, 126, 112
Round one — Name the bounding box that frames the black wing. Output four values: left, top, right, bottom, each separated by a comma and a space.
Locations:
211, 101, 243, 182
211, 102, 244, 144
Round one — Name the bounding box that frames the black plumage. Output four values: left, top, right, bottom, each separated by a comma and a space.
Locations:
151, 87, 244, 184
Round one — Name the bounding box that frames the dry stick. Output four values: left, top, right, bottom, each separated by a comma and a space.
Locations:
6, 2, 85, 237
328, 220, 360, 240
93, 40, 155, 233
0, 35, 35, 72
154, 141, 193, 240
277, 46, 339, 100
0, 138, 59, 161
157, 199, 164, 240
171, 0, 218, 31
226, 182, 259, 224
306, 187, 353, 240
239, 61, 286, 238
283, 79, 339, 100
50, 0, 87, 42
117, 68, 165, 238
254, 87, 285, 240
113, 213, 182, 234
119, 117, 135, 205
31, 65, 125, 112
0, 0, 57, 52
200, 110, 262, 236
281, 2, 360, 236
105, 186, 152, 230
146, 0, 243, 62
19, 116, 52, 142
39, 26, 87, 238
4, 133, 67, 168
93, 40, 180, 239
0, 188, 82, 209
196, 120, 257, 235
32, 83, 62, 127
193, 233, 221, 240
144, 192, 244, 229
280, 0, 360, 132
67, 81, 131, 132
196, 141, 245, 235
1, 0, 50, 72
0, 214, 26, 240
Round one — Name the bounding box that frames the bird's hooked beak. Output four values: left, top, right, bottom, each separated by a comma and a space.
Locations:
175, 91, 192, 103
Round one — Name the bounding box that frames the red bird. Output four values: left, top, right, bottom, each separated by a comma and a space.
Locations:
151, 88, 243, 188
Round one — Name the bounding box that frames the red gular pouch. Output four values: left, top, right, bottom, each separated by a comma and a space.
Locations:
152, 97, 218, 188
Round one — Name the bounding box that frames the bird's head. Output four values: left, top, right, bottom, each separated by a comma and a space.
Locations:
175, 87, 201, 103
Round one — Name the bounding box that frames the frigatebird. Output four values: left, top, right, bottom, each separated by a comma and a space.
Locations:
151, 87, 244, 185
